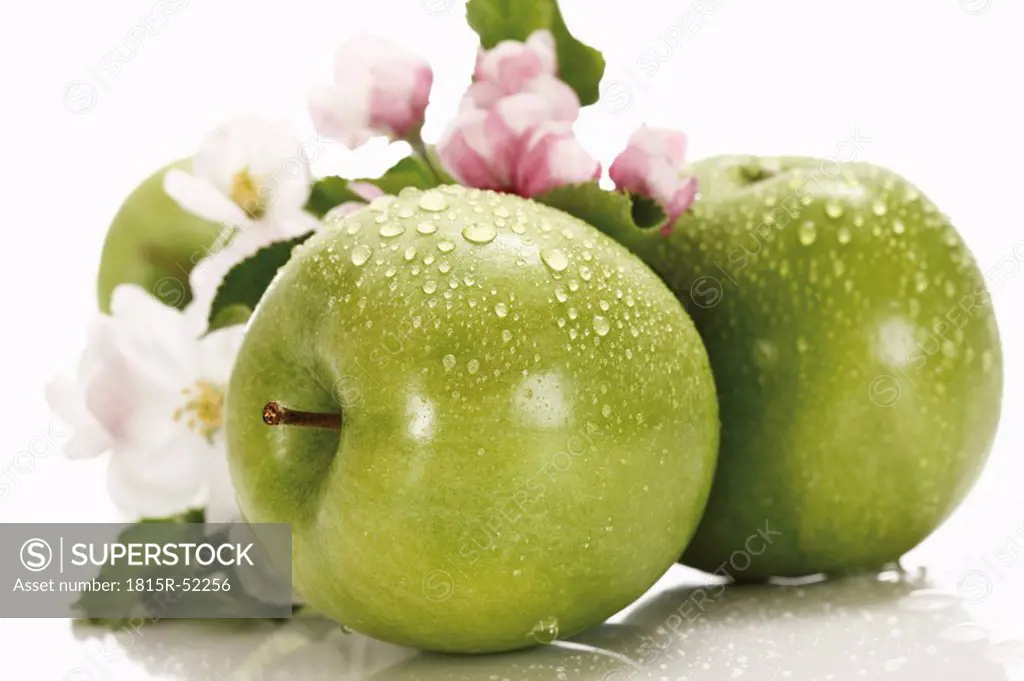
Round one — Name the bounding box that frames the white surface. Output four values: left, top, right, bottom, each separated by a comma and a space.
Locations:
2, 0, 1023, 678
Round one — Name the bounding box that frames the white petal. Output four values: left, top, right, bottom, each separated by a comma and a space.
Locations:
164, 169, 251, 228
106, 428, 209, 519
44, 374, 112, 459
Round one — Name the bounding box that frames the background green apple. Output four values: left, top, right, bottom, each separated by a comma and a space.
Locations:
96, 160, 223, 312
226, 186, 719, 653
602, 156, 1003, 579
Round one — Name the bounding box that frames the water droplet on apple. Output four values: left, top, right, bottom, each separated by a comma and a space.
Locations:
541, 248, 569, 272
494, 302, 509, 318
438, 239, 455, 253
369, 195, 395, 212
825, 201, 844, 219
442, 354, 456, 371
462, 222, 497, 244
593, 316, 610, 336
416, 221, 437, 235
796, 337, 809, 353
580, 265, 592, 281
419, 191, 448, 212
502, 329, 513, 343
914, 271, 929, 293
384, 266, 397, 278
423, 280, 438, 294
403, 246, 416, 261
872, 200, 888, 216
893, 219, 906, 235
438, 261, 451, 274
837, 227, 852, 244
467, 359, 480, 375
494, 206, 511, 218
601, 404, 613, 418
568, 307, 578, 320
798, 222, 817, 246
554, 288, 568, 303
351, 245, 371, 266
529, 617, 559, 644
379, 222, 405, 238
346, 221, 363, 235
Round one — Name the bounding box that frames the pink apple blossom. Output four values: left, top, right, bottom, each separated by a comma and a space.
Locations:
438, 93, 599, 197
460, 30, 579, 122
610, 125, 698, 225
309, 34, 433, 148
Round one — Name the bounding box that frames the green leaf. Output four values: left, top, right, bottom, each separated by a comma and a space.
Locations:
207, 232, 314, 332
365, 155, 442, 194
465, 0, 606, 106
305, 177, 367, 218
535, 182, 667, 238
466, 0, 552, 44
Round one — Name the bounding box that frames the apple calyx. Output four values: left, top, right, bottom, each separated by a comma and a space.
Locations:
262, 401, 341, 430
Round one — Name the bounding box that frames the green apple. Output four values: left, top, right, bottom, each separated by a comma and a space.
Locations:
226, 186, 719, 653
601, 156, 1003, 579
97, 160, 223, 312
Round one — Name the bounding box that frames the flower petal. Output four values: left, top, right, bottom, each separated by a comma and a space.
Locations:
164, 169, 250, 228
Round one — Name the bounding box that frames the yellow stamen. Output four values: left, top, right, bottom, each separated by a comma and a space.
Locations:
230, 169, 266, 219
172, 380, 226, 442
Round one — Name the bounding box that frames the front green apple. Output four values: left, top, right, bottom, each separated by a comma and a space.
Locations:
97, 160, 223, 312
603, 156, 1003, 579
226, 186, 719, 653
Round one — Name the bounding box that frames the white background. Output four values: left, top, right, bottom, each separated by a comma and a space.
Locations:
1, 0, 1022, 678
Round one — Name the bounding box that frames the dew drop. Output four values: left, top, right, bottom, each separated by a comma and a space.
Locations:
419, 191, 448, 212
914, 271, 929, 293
502, 329, 513, 343
554, 288, 568, 303
837, 227, 852, 244
350, 245, 371, 267
416, 221, 437, 235
467, 359, 480, 375
379, 222, 405, 238
438, 261, 451, 274
346, 221, 363, 235
462, 222, 497, 244
442, 354, 456, 371
601, 404, 613, 418
541, 248, 569, 272
423, 280, 438, 294
529, 617, 559, 645
494, 302, 509, 318
893, 219, 906, 235
825, 201, 844, 219
593, 315, 611, 336
437, 239, 455, 253
796, 337, 809, 353
403, 246, 417, 261
872, 200, 888, 217
798, 222, 818, 246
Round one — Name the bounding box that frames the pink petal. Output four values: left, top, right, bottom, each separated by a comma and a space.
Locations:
521, 75, 580, 122
437, 110, 503, 191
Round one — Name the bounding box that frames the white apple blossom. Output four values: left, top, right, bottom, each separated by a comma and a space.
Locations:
165, 115, 314, 229
46, 285, 244, 523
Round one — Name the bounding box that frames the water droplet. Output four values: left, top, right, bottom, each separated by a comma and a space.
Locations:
914, 271, 929, 293
944, 280, 957, 297
541, 248, 569, 272
346, 221, 363, 235
438, 261, 451, 274
892, 219, 906, 235
462, 222, 497, 244
467, 359, 480, 375
567, 307, 578, 320
351, 245, 371, 266
423, 280, 438, 294
442, 354, 456, 371
579, 265, 592, 281
554, 288, 568, 303
872, 200, 888, 217
384, 266, 397, 278
379, 222, 405, 238
832, 260, 846, 277
369, 195, 395, 212
837, 227, 852, 244
416, 221, 437, 235
437, 239, 455, 253
942, 340, 957, 357
593, 316, 610, 336
796, 337, 808, 353
403, 246, 416, 261
825, 201, 844, 219
529, 617, 559, 644
502, 329, 513, 343
798, 222, 817, 246
494, 206, 510, 218
494, 302, 509, 318
601, 404, 613, 418
419, 191, 448, 212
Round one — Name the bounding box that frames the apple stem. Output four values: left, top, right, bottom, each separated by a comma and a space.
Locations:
262, 401, 341, 430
